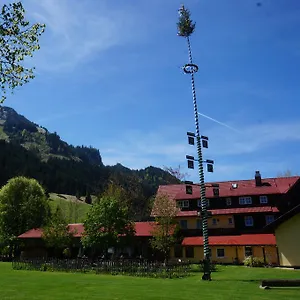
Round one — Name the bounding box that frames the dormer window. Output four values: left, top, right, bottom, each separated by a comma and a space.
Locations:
260, 195, 268, 204
239, 197, 252, 205
232, 183, 238, 189
177, 200, 189, 208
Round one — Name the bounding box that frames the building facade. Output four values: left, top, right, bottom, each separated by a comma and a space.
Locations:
154, 172, 300, 264
266, 204, 300, 267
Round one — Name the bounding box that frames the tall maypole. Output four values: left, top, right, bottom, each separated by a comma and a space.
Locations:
177, 5, 211, 281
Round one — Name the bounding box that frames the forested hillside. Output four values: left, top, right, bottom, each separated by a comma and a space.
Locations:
0, 106, 180, 220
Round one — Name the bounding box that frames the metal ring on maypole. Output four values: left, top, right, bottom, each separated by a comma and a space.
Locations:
182, 63, 199, 74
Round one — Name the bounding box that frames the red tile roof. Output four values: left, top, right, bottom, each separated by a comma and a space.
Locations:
18, 228, 43, 239
157, 176, 300, 200
18, 222, 155, 239
177, 206, 279, 217
68, 224, 85, 238
182, 234, 276, 246
135, 222, 155, 237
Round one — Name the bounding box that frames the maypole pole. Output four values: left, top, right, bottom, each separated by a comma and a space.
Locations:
177, 4, 211, 281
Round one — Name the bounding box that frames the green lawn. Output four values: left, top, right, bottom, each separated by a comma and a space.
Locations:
0, 263, 300, 299
49, 193, 91, 223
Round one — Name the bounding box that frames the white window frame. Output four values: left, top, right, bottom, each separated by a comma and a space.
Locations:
226, 198, 232, 206
244, 216, 254, 227
265, 215, 275, 225
216, 248, 225, 258
239, 196, 252, 205
228, 217, 233, 225
177, 200, 189, 208
197, 199, 210, 207
260, 195, 268, 204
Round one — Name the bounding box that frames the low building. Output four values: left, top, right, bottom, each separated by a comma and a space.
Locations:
18, 222, 156, 259
170, 233, 278, 264
266, 204, 300, 268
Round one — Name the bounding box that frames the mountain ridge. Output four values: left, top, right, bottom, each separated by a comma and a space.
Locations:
0, 106, 180, 220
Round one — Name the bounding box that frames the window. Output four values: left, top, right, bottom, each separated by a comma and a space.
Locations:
196, 219, 202, 229
177, 200, 189, 208
260, 195, 268, 204
245, 246, 252, 257
216, 248, 225, 258
185, 246, 194, 258
197, 199, 210, 207
244, 216, 253, 227
266, 215, 275, 225
226, 198, 232, 206
180, 220, 188, 229
174, 245, 183, 258
212, 218, 218, 225
228, 217, 233, 225
239, 196, 252, 205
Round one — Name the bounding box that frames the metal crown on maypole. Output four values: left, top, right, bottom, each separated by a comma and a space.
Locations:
177, 4, 212, 281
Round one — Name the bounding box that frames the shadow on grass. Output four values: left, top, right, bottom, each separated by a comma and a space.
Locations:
214, 279, 261, 283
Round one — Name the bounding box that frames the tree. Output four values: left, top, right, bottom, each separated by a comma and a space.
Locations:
81, 195, 135, 258
277, 170, 297, 177
150, 193, 179, 263
42, 206, 74, 257
101, 182, 129, 205
164, 165, 189, 181
85, 190, 92, 204
177, 5, 195, 37
0, 176, 50, 256
0, 2, 45, 103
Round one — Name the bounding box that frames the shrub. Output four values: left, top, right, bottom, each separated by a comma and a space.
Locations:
63, 248, 71, 258
243, 256, 265, 267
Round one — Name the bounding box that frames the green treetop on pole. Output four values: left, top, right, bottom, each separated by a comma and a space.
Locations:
177, 5, 195, 37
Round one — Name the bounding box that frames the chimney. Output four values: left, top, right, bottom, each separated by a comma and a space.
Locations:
255, 171, 262, 187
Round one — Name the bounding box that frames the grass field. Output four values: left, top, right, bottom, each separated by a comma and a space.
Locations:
0, 263, 300, 299
49, 193, 91, 223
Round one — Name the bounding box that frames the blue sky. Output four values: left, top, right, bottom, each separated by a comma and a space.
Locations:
4, 0, 300, 182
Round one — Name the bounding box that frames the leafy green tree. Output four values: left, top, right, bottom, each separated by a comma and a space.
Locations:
85, 190, 92, 204
42, 206, 73, 257
81, 195, 135, 258
150, 193, 178, 263
0, 2, 45, 103
0, 176, 50, 256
